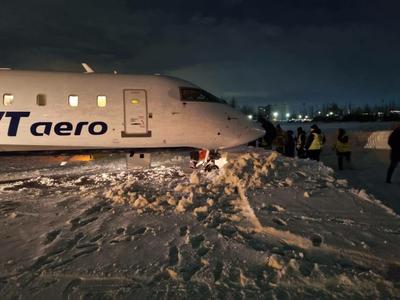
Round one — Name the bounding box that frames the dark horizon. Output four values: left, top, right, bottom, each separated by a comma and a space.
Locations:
2, 0, 400, 108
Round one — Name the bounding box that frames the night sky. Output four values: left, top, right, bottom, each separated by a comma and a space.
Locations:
1, 0, 400, 108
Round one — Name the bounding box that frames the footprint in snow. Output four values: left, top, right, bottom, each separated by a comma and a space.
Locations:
190, 234, 205, 249
43, 229, 62, 245
126, 225, 147, 236
272, 217, 287, 226
168, 245, 179, 266
69, 216, 98, 231
310, 233, 323, 247
179, 225, 188, 236
83, 200, 112, 216
213, 261, 224, 282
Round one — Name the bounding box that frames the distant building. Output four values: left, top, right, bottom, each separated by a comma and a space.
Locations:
257, 104, 290, 121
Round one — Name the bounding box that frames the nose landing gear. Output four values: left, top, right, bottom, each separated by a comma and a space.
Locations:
190, 149, 220, 171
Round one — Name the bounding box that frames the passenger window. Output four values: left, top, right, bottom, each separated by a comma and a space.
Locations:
37, 94, 47, 106
69, 95, 79, 107
3, 94, 14, 106
97, 95, 107, 107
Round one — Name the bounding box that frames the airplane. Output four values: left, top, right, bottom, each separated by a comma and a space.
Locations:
0, 67, 264, 167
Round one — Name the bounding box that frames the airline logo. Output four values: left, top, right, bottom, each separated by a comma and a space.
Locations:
0, 112, 108, 137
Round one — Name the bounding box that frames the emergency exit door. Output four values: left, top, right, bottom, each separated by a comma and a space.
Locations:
122, 89, 151, 137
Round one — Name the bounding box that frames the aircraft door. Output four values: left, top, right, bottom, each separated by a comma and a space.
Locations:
122, 89, 151, 137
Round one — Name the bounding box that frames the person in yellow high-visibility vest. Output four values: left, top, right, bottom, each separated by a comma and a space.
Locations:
333, 128, 351, 170
305, 124, 325, 161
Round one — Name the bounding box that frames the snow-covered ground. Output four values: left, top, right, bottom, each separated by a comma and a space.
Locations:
0, 147, 399, 299
281, 122, 400, 214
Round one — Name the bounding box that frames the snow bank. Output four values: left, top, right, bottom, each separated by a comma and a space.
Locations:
364, 131, 391, 150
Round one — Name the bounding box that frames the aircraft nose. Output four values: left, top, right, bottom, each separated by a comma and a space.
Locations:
249, 122, 265, 140
234, 120, 265, 147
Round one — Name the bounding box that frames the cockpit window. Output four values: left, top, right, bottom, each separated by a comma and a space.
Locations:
180, 88, 222, 103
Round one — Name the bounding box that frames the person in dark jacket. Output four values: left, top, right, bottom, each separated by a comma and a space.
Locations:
259, 117, 277, 149
333, 128, 351, 170
296, 127, 306, 158
305, 124, 325, 161
249, 116, 277, 149
386, 126, 400, 183
284, 130, 295, 157
274, 124, 286, 154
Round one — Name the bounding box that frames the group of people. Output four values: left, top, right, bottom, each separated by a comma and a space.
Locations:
255, 117, 400, 183
256, 119, 330, 163
256, 118, 351, 169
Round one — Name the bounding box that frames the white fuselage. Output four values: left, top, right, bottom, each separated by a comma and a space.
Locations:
0, 70, 264, 152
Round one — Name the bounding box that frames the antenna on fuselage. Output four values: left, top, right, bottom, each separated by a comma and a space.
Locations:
81, 63, 95, 73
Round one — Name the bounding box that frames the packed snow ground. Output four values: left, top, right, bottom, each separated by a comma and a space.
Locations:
0, 149, 399, 299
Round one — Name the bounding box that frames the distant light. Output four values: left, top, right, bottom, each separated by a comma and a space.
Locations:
318, 111, 321, 114
329, 112, 334, 116
247, 115, 253, 120
326, 114, 330, 117
305, 115, 309, 119
286, 113, 290, 118
273, 112, 279, 118
298, 114, 302, 119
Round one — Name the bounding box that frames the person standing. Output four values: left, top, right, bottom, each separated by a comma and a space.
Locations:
296, 127, 306, 158
386, 126, 400, 183
274, 124, 286, 154
333, 128, 351, 170
257, 116, 277, 149
284, 130, 295, 157
305, 124, 325, 161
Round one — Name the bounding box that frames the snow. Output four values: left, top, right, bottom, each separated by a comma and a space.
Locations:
0, 146, 400, 299
364, 131, 391, 150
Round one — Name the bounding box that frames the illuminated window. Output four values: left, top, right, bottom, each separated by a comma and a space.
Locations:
97, 95, 107, 107
3, 94, 14, 106
69, 95, 79, 107
37, 94, 47, 106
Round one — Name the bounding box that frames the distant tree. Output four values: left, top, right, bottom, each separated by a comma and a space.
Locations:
240, 105, 255, 115
326, 102, 342, 115
363, 104, 371, 114
353, 106, 363, 115
322, 104, 328, 115
229, 97, 237, 108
